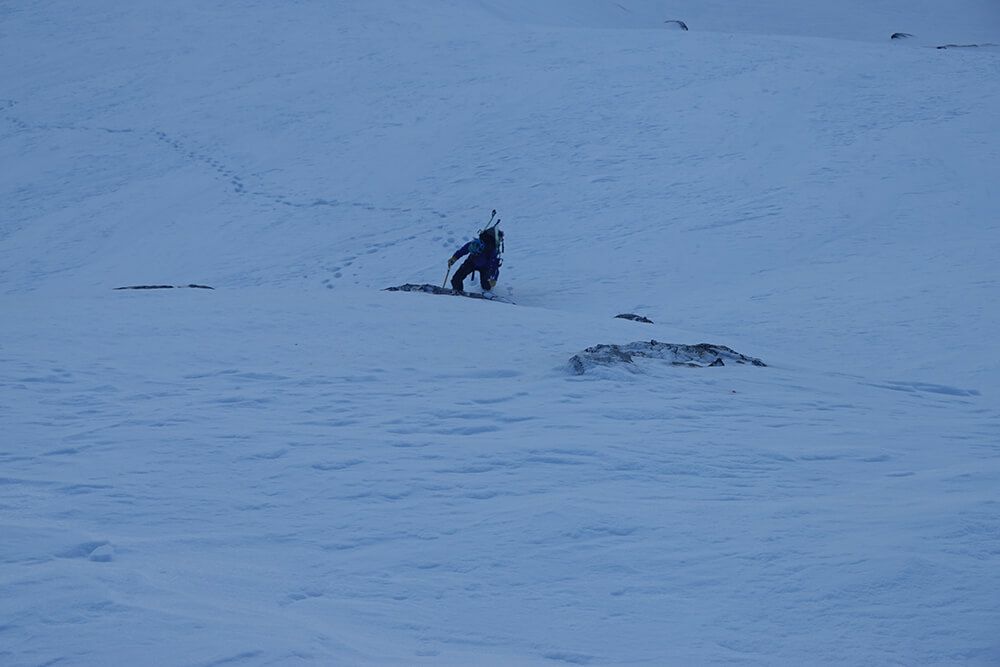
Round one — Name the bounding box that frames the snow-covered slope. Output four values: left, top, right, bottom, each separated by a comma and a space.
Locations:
479, 0, 999, 43
2, 1, 998, 665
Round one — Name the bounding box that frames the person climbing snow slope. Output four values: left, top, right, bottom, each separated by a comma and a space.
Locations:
448, 226, 503, 295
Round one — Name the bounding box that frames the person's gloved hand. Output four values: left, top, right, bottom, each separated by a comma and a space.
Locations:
448, 257, 455, 267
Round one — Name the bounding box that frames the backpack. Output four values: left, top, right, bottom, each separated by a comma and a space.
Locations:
471, 225, 504, 282
477, 226, 504, 255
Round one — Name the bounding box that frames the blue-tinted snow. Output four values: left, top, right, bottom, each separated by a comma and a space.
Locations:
2, 1, 998, 665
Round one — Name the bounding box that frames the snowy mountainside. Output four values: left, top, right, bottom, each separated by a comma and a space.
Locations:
2, 0, 999, 665
1, 0, 997, 383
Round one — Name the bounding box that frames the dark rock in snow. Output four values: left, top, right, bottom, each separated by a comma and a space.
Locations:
664, 20, 688, 31
114, 284, 214, 290
569, 340, 765, 375
385, 283, 513, 303
616, 313, 654, 324
115, 285, 176, 290
935, 43, 997, 49
888, 33, 997, 50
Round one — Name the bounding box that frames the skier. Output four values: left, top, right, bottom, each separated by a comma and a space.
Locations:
448, 226, 503, 295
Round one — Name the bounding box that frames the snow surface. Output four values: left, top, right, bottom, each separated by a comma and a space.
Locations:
2, 1, 999, 665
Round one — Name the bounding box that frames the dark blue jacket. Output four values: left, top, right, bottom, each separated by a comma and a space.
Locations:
452, 239, 501, 278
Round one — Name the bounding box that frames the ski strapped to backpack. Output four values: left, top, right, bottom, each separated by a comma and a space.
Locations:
481, 209, 503, 243
481, 215, 504, 254
470, 210, 503, 256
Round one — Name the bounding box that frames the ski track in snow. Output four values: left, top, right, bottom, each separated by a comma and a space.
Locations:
2, 0, 1000, 665
0, 96, 447, 225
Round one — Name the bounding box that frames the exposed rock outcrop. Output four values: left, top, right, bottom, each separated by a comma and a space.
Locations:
615, 313, 653, 324
114, 284, 214, 290
569, 340, 765, 375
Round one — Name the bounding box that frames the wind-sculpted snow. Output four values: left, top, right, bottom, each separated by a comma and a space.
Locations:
569, 340, 766, 374
6, 288, 996, 666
